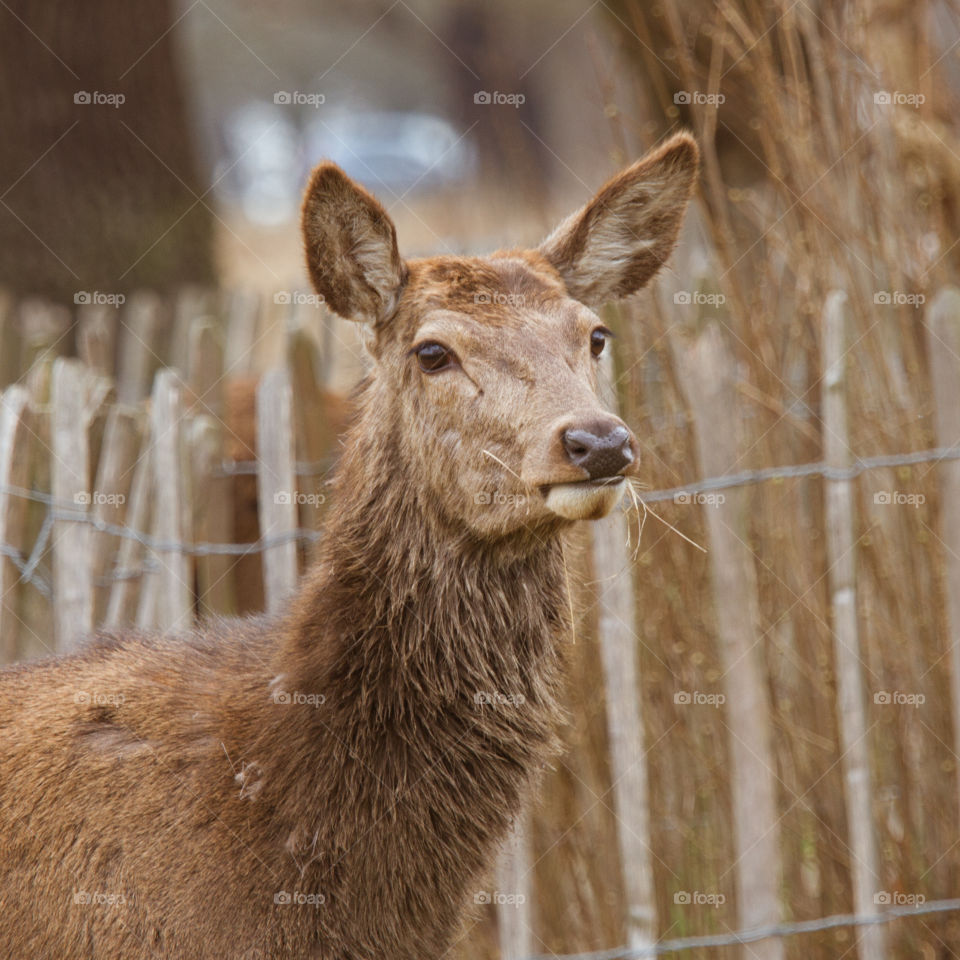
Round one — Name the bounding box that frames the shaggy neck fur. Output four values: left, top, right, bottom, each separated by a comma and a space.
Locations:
247, 389, 571, 956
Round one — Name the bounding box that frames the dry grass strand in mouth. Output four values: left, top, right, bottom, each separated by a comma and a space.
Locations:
625, 477, 707, 556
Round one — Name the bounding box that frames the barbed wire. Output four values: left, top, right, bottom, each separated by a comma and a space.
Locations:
1, 443, 958, 596
524, 897, 960, 959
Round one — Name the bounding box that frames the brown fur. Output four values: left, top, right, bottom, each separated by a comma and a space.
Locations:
0, 133, 697, 959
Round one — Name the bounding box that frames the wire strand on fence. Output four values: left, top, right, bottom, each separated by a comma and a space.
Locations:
1, 443, 959, 597
524, 897, 960, 959
634, 445, 960, 504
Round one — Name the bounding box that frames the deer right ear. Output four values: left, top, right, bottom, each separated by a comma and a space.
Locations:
301, 163, 407, 323
539, 133, 699, 308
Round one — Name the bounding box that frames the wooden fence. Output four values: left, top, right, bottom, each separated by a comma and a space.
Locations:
1, 286, 960, 959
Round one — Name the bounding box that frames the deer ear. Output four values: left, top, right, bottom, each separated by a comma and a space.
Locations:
539, 133, 699, 307
301, 163, 407, 322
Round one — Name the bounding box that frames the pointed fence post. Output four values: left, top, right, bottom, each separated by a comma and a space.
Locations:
257, 367, 298, 613
677, 323, 784, 960
925, 287, 960, 815
143, 370, 193, 634
592, 343, 657, 951
821, 290, 887, 960
51, 359, 112, 650
0, 386, 33, 662
495, 815, 533, 960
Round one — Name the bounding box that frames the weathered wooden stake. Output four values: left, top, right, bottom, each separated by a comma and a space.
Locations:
90, 408, 142, 624
495, 815, 533, 960
592, 341, 657, 951
143, 370, 193, 634
257, 367, 298, 612
924, 286, 960, 819
821, 290, 887, 960
678, 323, 784, 960
51, 359, 112, 650
0, 386, 33, 662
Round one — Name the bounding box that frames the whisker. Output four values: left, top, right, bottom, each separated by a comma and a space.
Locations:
481, 449, 527, 485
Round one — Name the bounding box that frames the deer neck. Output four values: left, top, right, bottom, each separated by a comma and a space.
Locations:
271, 405, 570, 824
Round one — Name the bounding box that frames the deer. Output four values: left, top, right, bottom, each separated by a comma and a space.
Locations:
0, 132, 698, 959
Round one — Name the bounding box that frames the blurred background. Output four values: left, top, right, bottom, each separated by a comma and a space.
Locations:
2, 1, 960, 958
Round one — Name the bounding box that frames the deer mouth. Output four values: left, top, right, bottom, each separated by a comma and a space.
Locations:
539, 476, 627, 521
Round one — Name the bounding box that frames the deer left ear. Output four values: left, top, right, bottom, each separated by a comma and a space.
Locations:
301, 162, 407, 323
539, 133, 699, 308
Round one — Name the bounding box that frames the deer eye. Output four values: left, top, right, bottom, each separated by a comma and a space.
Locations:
590, 327, 613, 358
414, 341, 457, 373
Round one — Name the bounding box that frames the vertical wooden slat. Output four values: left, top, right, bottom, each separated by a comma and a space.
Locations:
19, 360, 53, 659
287, 324, 330, 535
90, 408, 142, 624
821, 290, 887, 960
925, 286, 960, 815
189, 415, 234, 617
257, 367, 298, 613
591, 339, 656, 951
172, 286, 217, 375
117, 291, 163, 405
495, 815, 533, 960
188, 316, 224, 420
51, 359, 112, 650
19, 299, 70, 373
77, 302, 119, 378
224, 290, 261, 378
678, 324, 784, 960
0, 290, 20, 388
143, 370, 193, 634
0, 386, 33, 662
104, 446, 153, 630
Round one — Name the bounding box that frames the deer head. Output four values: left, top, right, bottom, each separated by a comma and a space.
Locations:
301, 133, 698, 540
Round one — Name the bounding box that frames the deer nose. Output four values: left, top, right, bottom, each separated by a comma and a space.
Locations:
561, 421, 634, 480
